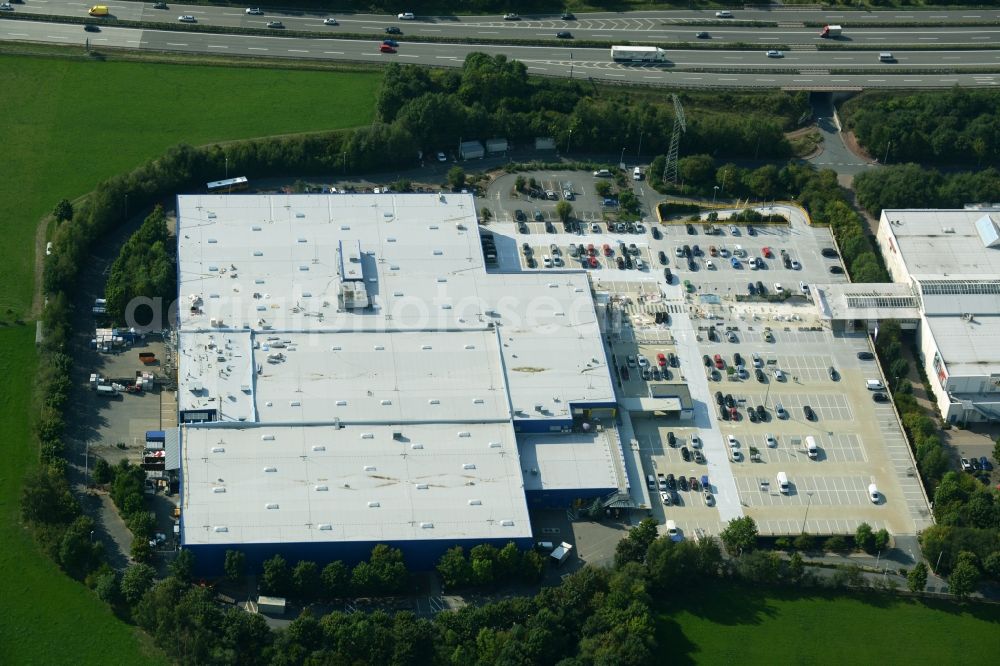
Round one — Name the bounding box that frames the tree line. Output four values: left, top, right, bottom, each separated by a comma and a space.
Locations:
853, 164, 1000, 216
842, 90, 1000, 165
103, 206, 176, 327
377, 57, 807, 161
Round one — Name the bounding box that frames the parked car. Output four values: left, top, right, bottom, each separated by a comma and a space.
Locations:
872, 392, 889, 403
681, 446, 691, 462
961, 457, 973, 472
804, 405, 816, 421
857, 351, 875, 360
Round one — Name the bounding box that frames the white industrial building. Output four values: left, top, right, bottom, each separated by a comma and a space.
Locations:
873, 207, 1000, 423
174, 192, 628, 572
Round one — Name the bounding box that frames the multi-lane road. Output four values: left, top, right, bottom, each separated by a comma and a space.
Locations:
3, 2, 1000, 89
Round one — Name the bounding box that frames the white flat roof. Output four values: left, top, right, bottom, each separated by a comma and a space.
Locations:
176, 194, 614, 423
178, 331, 255, 421
881, 208, 1000, 279
925, 315, 1000, 378
180, 423, 531, 546
252, 330, 510, 424
517, 431, 621, 492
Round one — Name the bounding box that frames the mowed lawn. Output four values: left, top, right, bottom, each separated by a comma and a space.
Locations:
0, 56, 381, 314
0, 56, 379, 663
658, 583, 1000, 664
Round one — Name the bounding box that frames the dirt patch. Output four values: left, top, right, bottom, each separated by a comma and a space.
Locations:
841, 130, 875, 163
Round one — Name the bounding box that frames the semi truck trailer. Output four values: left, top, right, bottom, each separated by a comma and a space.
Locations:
611, 46, 668, 63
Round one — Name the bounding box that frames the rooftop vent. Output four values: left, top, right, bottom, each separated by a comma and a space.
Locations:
312, 445, 326, 452
263, 466, 277, 473
468, 499, 482, 506
213, 526, 229, 533
265, 503, 279, 510
314, 485, 329, 492
318, 524, 332, 530
368, 501, 380, 508
415, 483, 429, 490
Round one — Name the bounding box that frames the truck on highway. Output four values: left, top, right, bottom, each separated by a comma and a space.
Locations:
819, 25, 842, 38
611, 46, 668, 63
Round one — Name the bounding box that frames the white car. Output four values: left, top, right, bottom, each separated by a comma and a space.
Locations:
703, 490, 715, 506
705, 259, 715, 270
869, 483, 880, 503
727, 434, 739, 448
766, 50, 784, 58
666, 520, 682, 541
0, 3, 13, 10
397, 12, 415, 20
748, 257, 759, 270
637, 356, 649, 368
791, 260, 801, 270
245, 7, 263, 15
660, 490, 670, 505
766, 433, 777, 447
323, 18, 338, 25
774, 282, 783, 293
46, 242, 53, 256
690, 434, 701, 448
715, 10, 733, 18
800, 281, 809, 294
436, 151, 447, 162
776, 403, 788, 419
503, 13, 520, 20
178, 14, 196, 22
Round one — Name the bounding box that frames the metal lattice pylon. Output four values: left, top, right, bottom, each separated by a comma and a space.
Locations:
663, 94, 687, 185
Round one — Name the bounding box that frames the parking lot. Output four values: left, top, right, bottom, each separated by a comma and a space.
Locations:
486, 169, 933, 542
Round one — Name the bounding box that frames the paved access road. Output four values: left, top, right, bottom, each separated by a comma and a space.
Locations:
6, 19, 1000, 90
6, 2, 1000, 45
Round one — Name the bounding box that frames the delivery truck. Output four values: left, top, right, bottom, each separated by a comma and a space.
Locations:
819, 25, 842, 38
611, 46, 668, 63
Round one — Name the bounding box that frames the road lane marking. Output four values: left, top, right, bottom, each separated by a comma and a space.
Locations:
166, 42, 188, 46
247, 47, 267, 50
323, 51, 344, 54
287, 49, 309, 53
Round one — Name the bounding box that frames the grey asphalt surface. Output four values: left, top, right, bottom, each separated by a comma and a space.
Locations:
5, 19, 1000, 90
7, 1, 1000, 45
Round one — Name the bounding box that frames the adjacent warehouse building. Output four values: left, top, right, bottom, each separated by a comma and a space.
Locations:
175, 192, 621, 571
875, 207, 1000, 423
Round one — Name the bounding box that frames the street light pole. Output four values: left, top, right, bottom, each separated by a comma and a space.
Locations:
619, 146, 626, 168
883, 140, 891, 165
343, 151, 348, 175
713, 185, 719, 205
566, 129, 573, 155
637, 129, 644, 160
800, 492, 813, 533
225, 156, 229, 180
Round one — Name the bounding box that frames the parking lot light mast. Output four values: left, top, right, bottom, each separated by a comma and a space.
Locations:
566, 129, 573, 155
800, 491, 813, 533
619, 146, 626, 168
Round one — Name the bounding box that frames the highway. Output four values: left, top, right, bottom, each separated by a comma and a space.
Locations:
2, 3, 999, 89
6, 18, 998, 90
4, 1, 1000, 45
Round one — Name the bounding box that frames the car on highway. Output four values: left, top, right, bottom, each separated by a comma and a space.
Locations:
386, 26, 402, 34
178, 14, 196, 22
383, 38, 399, 46
323, 18, 339, 25
503, 13, 520, 20
397, 12, 415, 19
766, 50, 784, 58
561, 12, 576, 20
245, 7, 263, 14
266, 21, 284, 28
593, 169, 612, 177
695, 31, 709, 39
380, 43, 397, 53
153, 2, 168, 8
84, 22, 100, 31
556, 31, 573, 39
715, 10, 733, 18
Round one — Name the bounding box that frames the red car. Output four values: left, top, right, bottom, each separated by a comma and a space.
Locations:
588, 256, 598, 268
657, 353, 667, 367
380, 43, 397, 53
587, 243, 596, 256
762, 247, 773, 258
603, 243, 612, 256
714, 354, 724, 369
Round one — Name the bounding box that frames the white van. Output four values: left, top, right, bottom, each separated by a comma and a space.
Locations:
866, 379, 884, 391
776, 472, 790, 494
633, 166, 642, 181
868, 483, 880, 503
878, 52, 895, 62
806, 435, 818, 459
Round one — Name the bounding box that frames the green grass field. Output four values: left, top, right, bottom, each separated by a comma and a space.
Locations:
0, 55, 379, 663
0, 56, 380, 315
658, 583, 1000, 664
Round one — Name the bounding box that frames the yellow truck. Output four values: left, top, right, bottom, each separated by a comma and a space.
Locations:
88, 5, 109, 16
